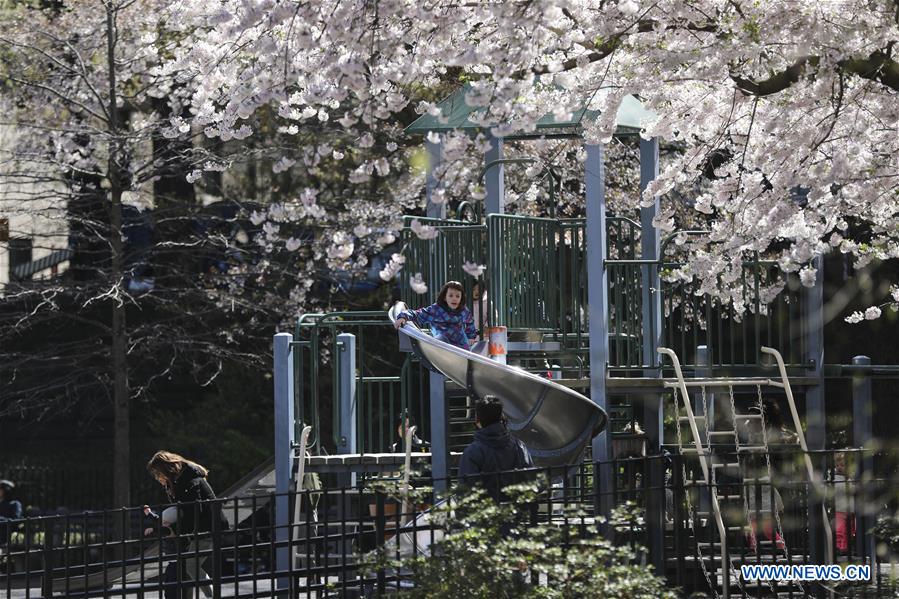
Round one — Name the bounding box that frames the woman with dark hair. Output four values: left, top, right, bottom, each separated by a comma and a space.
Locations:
145, 451, 228, 599
394, 280, 478, 350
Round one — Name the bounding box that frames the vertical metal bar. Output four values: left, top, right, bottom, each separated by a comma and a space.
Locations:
429, 370, 449, 495
273, 332, 295, 591
337, 333, 357, 456
585, 143, 612, 519
41, 517, 53, 598
852, 355, 875, 560
802, 254, 827, 574
485, 136, 504, 216
426, 138, 445, 219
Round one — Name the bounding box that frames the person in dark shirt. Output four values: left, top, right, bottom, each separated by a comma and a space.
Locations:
458, 396, 534, 503
146, 451, 228, 599
390, 415, 430, 454
0, 479, 23, 546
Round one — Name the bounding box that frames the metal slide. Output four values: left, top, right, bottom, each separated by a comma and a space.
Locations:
389, 302, 606, 468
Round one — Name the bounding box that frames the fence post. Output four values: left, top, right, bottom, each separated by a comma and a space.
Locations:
273, 332, 295, 592
211, 500, 222, 599
337, 333, 357, 491
585, 142, 612, 521
429, 371, 449, 495
852, 355, 875, 560
41, 517, 54, 598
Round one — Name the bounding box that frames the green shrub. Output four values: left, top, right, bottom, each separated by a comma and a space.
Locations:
365, 478, 676, 599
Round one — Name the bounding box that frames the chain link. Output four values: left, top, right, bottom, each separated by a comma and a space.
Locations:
673, 386, 720, 599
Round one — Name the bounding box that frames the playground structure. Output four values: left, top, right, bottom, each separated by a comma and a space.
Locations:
263, 91, 888, 597
1, 91, 893, 598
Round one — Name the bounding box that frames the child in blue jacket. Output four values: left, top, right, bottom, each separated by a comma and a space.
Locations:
394, 280, 478, 350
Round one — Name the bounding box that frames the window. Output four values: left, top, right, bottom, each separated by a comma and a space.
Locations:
8, 237, 33, 281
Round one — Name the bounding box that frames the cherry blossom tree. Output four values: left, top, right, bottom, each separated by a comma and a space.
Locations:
155, 0, 898, 315
0, 0, 318, 505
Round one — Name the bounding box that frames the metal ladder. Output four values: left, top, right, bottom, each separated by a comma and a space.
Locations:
660, 346, 834, 599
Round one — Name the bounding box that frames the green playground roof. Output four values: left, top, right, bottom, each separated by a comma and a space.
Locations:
405, 84, 656, 139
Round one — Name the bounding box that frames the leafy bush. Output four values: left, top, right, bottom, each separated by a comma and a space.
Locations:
366, 478, 676, 599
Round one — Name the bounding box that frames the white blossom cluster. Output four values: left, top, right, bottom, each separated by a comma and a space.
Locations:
148, 0, 898, 315
4, 0, 897, 319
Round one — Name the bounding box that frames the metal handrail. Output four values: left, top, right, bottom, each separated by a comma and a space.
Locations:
761, 346, 834, 565
658, 346, 731, 596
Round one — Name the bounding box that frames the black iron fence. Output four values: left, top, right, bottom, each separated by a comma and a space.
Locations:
1, 451, 897, 598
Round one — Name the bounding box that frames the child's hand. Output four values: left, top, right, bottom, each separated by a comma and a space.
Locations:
143, 527, 155, 537
394, 318, 407, 329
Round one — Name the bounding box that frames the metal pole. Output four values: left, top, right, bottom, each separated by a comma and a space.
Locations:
429, 370, 449, 495
337, 334, 357, 488
426, 138, 446, 219
585, 143, 612, 518
639, 136, 665, 572
851, 355, 874, 560
273, 332, 295, 591
485, 135, 504, 215
695, 345, 713, 518
802, 254, 827, 570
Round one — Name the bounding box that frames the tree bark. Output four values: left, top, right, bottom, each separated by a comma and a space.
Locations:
105, 0, 130, 510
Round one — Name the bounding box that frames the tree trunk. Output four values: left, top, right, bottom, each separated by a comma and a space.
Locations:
105, 1, 130, 509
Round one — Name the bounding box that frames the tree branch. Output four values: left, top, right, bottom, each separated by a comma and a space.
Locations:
732, 50, 899, 96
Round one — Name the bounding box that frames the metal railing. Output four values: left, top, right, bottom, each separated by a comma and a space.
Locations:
398, 214, 807, 370
293, 312, 432, 455
1, 451, 892, 598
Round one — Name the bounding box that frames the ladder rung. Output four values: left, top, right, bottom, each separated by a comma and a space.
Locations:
717, 494, 742, 501
708, 430, 735, 437
713, 462, 740, 469
738, 414, 764, 420
738, 446, 768, 453
743, 477, 771, 484
678, 415, 705, 422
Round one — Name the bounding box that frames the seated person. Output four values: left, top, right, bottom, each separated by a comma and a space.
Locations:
391, 415, 430, 453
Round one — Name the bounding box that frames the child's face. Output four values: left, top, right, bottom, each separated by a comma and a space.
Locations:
445, 288, 462, 309
472, 284, 481, 300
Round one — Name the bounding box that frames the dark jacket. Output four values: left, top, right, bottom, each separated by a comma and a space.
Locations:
0, 498, 22, 521
458, 422, 534, 502
167, 463, 228, 536
390, 435, 430, 454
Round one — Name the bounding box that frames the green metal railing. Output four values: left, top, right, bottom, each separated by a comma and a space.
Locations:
400, 216, 487, 311
398, 213, 806, 370
487, 214, 560, 332
658, 261, 804, 369
294, 312, 432, 455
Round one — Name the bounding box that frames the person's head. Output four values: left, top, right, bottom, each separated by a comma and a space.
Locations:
471, 279, 487, 299
396, 415, 415, 439
146, 451, 208, 488
437, 280, 466, 311
475, 395, 504, 429
0, 479, 13, 500
761, 398, 784, 429
834, 451, 847, 475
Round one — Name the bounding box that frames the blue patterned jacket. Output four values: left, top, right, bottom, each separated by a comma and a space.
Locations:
399, 302, 477, 349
